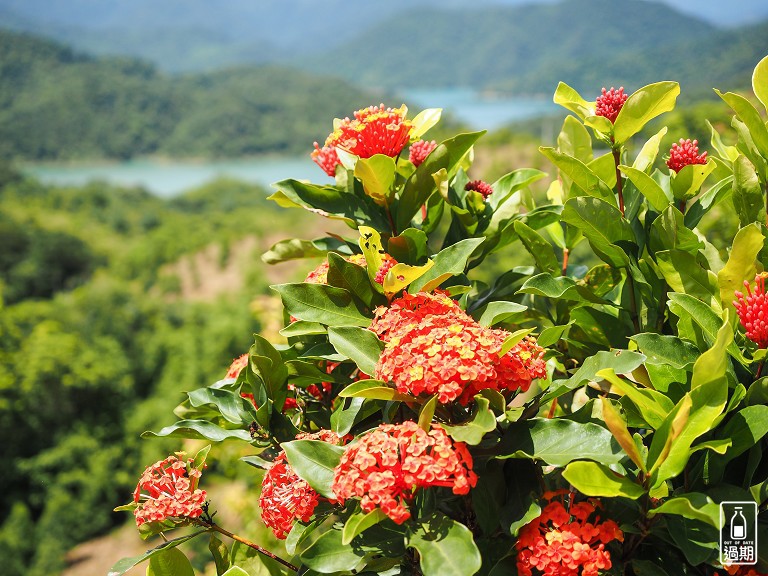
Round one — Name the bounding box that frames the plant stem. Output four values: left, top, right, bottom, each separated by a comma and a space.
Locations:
203, 522, 299, 572
613, 148, 625, 216
561, 248, 570, 276
757, 359, 765, 379
626, 270, 641, 333
678, 199, 686, 214
385, 204, 397, 236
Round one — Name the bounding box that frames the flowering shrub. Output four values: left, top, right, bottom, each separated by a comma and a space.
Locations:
113, 56, 768, 576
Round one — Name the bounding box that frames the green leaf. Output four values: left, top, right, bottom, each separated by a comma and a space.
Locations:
491, 169, 548, 210
142, 420, 252, 443
650, 205, 702, 255
342, 508, 388, 545
668, 293, 745, 362
647, 394, 692, 475
418, 394, 438, 432
250, 335, 289, 409
562, 461, 645, 499
539, 147, 615, 204
382, 260, 435, 296
557, 114, 593, 164
716, 89, 768, 158
656, 250, 719, 308
498, 418, 623, 466
388, 228, 429, 265
630, 333, 699, 370
411, 108, 443, 139
299, 528, 365, 573
355, 154, 396, 207
280, 321, 326, 338
408, 512, 482, 576
327, 252, 383, 309
613, 82, 680, 144
475, 301, 527, 327
718, 223, 764, 315
684, 175, 734, 228
187, 388, 256, 425
339, 379, 415, 402
208, 535, 230, 576
553, 82, 593, 120
732, 155, 765, 228
327, 326, 384, 376
715, 405, 768, 463
409, 238, 485, 292
108, 531, 207, 576
648, 493, 720, 528
619, 165, 671, 212
670, 160, 716, 201
513, 221, 560, 275
443, 396, 497, 445
601, 397, 646, 473
588, 152, 617, 188
262, 237, 350, 264
397, 131, 485, 231
518, 272, 611, 305
272, 283, 370, 327
147, 548, 195, 576
499, 328, 535, 356
598, 369, 675, 430
282, 439, 345, 499
220, 568, 250, 576
753, 54, 768, 113
633, 126, 669, 173
561, 196, 634, 267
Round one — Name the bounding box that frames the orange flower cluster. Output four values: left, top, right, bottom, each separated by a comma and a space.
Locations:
226, 353, 248, 379
324, 104, 413, 159
259, 430, 345, 539
516, 491, 623, 576
133, 453, 206, 527
722, 565, 767, 576
331, 421, 477, 524
372, 291, 546, 404
734, 273, 768, 349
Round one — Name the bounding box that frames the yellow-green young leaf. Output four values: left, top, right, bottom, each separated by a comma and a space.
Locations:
358, 226, 385, 283
342, 508, 388, 545
383, 261, 434, 297
584, 114, 614, 137
409, 237, 485, 292
418, 395, 437, 432
597, 368, 674, 430
655, 249, 720, 310
355, 155, 396, 206
633, 126, 668, 173
601, 398, 646, 473
539, 147, 615, 205
647, 394, 692, 476
410, 108, 443, 139
670, 159, 717, 201
619, 165, 671, 212
339, 379, 416, 402
716, 89, 768, 158
707, 120, 740, 163
753, 55, 768, 114
588, 152, 617, 188
562, 461, 645, 499
558, 115, 593, 164
561, 197, 633, 268
613, 82, 680, 145
553, 81, 593, 120
500, 328, 535, 356
718, 223, 764, 317
732, 154, 765, 228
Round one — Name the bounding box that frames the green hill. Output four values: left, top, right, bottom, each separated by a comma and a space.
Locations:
0, 29, 378, 161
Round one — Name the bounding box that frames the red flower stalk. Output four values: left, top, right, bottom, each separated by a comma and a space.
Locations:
374, 254, 398, 284
595, 87, 628, 124
465, 179, 494, 199
260, 430, 345, 539
133, 453, 207, 527
734, 273, 768, 348
332, 422, 477, 524
325, 104, 413, 159
666, 138, 708, 172
516, 491, 623, 576
409, 139, 437, 167
311, 142, 341, 177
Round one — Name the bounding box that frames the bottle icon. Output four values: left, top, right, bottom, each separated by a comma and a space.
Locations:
731, 507, 747, 540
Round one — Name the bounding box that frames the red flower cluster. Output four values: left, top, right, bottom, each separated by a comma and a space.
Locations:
465, 179, 494, 199
372, 292, 546, 404
409, 139, 437, 167
666, 138, 708, 172
311, 142, 342, 177
324, 104, 413, 159
260, 430, 345, 539
374, 254, 398, 284
734, 273, 768, 348
226, 353, 248, 379
722, 566, 767, 576
595, 87, 628, 124
133, 453, 207, 527
303, 253, 367, 285
332, 421, 477, 524
517, 491, 623, 576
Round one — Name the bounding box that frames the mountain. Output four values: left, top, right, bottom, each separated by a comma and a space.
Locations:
0, 29, 379, 161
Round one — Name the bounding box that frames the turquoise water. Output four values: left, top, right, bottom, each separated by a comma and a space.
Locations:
23, 90, 557, 197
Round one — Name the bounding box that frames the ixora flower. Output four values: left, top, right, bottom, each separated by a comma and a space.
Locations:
259, 430, 345, 539
226, 353, 248, 379
734, 273, 768, 349
331, 421, 477, 524
721, 565, 767, 576
132, 453, 207, 527
311, 142, 341, 177
374, 254, 398, 284
465, 179, 494, 199
409, 139, 437, 167
372, 291, 546, 404
303, 253, 367, 285
516, 491, 623, 576
666, 138, 708, 172
594, 87, 628, 124
323, 104, 413, 160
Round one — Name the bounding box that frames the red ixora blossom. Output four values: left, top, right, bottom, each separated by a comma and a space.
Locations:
332, 421, 477, 524
666, 138, 708, 172
133, 453, 207, 527
595, 87, 628, 124
722, 565, 768, 576
734, 273, 768, 348
374, 254, 398, 284
260, 430, 345, 539
226, 353, 248, 379
311, 142, 341, 177
324, 104, 413, 159
465, 179, 494, 199
516, 490, 623, 576
372, 291, 546, 405
409, 139, 437, 167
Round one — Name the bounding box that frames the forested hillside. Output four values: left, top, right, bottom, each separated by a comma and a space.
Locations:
0, 30, 377, 160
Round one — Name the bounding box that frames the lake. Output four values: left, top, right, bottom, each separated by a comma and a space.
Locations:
23, 90, 558, 197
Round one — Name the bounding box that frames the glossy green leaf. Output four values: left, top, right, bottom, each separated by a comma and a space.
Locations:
670, 160, 716, 201
410, 237, 484, 292
342, 508, 389, 545
553, 81, 593, 120
108, 531, 207, 576
647, 394, 692, 475
475, 301, 527, 327
562, 461, 645, 499
187, 388, 256, 425
300, 528, 365, 573
498, 418, 623, 466
513, 221, 560, 275
327, 326, 384, 376
280, 320, 326, 338
327, 252, 383, 308
630, 333, 698, 369
753, 54, 768, 113
715, 405, 768, 463
650, 205, 702, 255
262, 237, 350, 264
147, 547, 195, 576
355, 154, 396, 207
408, 512, 482, 576
339, 379, 415, 402
418, 394, 437, 432
668, 292, 745, 362
597, 369, 675, 430
518, 272, 610, 304
619, 165, 670, 212
648, 493, 720, 528
282, 439, 344, 499
732, 155, 765, 228
561, 196, 633, 267
633, 126, 668, 173
656, 250, 719, 308
388, 228, 429, 264
685, 175, 734, 228
588, 152, 617, 188
220, 567, 250, 576
716, 89, 768, 157
250, 335, 289, 408
601, 397, 646, 472
542, 350, 645, 402
718, 223, 763, 315
271, 283, 370, 327
208, 535, 230, 576
613, 82, 680, 144
142, 420, 252, 443
491, 169, 548, 209
443, 396, 497, 445
557, 114, 592, 164
411, 108, 442, 139
500, 327, 535, 356
539, 147, 615, 204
